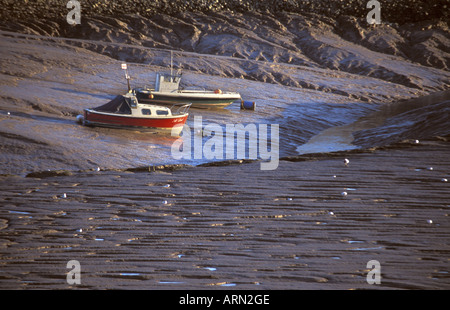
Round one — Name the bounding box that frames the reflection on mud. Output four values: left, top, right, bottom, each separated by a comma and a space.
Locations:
296, 90, 450, 154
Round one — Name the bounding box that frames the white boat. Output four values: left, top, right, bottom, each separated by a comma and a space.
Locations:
134, 72, 242, 109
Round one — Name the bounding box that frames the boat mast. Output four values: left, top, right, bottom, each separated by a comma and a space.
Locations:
170, 50, 173, 77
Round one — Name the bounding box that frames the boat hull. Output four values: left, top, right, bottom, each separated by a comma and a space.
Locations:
135, 90, 241, 109
84, 109, 188, 135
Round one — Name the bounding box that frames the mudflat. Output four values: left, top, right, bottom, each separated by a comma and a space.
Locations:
1, 138, 449, 289
0, 0, 449, 290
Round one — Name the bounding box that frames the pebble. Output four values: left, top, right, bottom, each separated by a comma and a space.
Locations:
341, 191, 348, 197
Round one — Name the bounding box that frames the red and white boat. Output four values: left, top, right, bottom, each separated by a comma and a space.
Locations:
80, 92, 190, 135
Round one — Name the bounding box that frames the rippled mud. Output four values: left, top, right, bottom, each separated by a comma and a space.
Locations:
1, 140, 449, 289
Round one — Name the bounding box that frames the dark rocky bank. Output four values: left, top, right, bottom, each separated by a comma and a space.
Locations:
0, 0, 448, 25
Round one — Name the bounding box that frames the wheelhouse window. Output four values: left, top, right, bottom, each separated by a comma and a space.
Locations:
142, 109, 151, 115
156, 110, 169, 115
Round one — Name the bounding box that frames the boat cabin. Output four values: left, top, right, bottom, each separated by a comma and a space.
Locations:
155, 72, 181, 93
136, 105, 171, 117
89, 93, 178, 117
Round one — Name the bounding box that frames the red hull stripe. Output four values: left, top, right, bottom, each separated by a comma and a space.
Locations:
85, 110, 187, 128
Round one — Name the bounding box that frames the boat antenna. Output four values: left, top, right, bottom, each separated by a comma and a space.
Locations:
122, 63, 131, 92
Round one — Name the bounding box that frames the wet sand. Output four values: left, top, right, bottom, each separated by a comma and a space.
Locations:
1, 138, 449, 289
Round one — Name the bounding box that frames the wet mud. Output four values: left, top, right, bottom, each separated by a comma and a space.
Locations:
1, 139, 449, 289
0, 1, 449, 290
